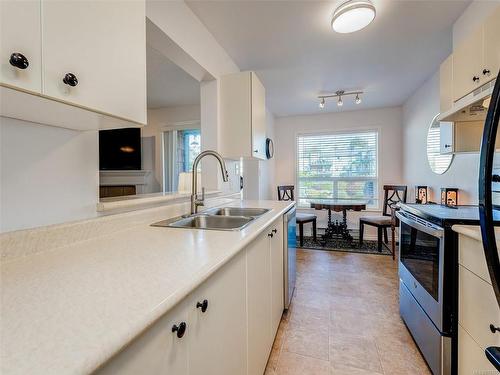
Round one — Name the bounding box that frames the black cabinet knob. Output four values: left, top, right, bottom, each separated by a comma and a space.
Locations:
9, 52, 29, 69
172, 322, 187, 338
444, 144, 452, 148
473, 76, 480, 83
268, 233, 273, 238
272, 229, 277, 234
196, 299, 209, 313
483, 68, 491, 76
490, 324, 500, 333
63, 73, 78, 87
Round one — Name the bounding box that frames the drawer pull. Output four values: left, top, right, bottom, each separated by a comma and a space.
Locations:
272, 229, 277, 234
9, 52, 29, 69
473, 76, 480, 83
268, 233, 273, 238
196, 299, 209, 313
490, 324, 500, 334
172, 322, 187, 338
63, 72, 78, 87
483, 68, 491, 76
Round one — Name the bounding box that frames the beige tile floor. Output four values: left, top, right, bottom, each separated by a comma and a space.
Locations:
265, 249, 432, 375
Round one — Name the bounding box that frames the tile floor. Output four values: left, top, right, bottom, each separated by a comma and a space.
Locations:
265, 249, 432, 375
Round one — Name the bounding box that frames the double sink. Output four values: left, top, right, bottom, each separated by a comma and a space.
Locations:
152, 207, 270, 231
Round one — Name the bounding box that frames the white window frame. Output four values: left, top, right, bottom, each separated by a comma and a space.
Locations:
295, 129, 380, 210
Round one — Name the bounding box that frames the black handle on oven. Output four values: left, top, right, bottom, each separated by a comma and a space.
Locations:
478, 69, 500, 372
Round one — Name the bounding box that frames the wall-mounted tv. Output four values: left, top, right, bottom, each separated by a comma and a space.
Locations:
99, 128, 141, 170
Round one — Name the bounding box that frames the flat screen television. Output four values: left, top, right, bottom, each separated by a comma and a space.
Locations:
99, 128, 141, 170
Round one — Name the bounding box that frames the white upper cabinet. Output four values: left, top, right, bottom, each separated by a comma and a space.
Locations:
451, 5, 500, 102
483, 6, 500, 82
41, 0, 147, 125
0, 0, 42, 93
0, 0, 147, 130
220, 71, 267, 160
439, 54, 453, 113
452, 27, 483, 101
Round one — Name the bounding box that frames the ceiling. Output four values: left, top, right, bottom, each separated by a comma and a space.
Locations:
146, 45, 201, 109
186, 0, 470, 116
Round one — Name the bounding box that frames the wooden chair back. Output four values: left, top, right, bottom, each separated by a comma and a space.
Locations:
277, 185, 295, 201
383, 185, 407, 216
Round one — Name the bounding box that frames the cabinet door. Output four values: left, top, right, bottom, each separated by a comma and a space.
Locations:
440, 121, 454, 154
189, 251, 247, 375
483, 5, 500, 83
270, 219, 284, 336
251, 72, 267, 160
439, 54, 453, 113
246, 230, 272, 375
41, 0, 147, 124
0, 0, 41, 93
453, 27, 483, 101
95, 300, 190, 375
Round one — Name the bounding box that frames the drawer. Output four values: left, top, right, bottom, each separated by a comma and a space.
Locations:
459, 265, 500, 350
458, 234, 491, 283
458, 325, 498, 375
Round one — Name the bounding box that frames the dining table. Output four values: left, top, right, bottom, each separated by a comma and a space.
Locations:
309, 199, 367, 242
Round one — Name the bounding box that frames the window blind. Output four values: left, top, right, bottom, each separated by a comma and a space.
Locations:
296, 131, 378, 208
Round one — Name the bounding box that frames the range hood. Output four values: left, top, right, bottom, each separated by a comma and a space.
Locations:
438, 78, 496, 122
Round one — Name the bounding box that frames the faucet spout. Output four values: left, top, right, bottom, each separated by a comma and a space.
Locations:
191, 150, 229, 214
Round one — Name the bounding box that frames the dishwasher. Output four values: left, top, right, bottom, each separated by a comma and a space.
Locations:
283, 206, 296, 309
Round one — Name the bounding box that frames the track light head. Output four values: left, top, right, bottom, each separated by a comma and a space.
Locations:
355, 93, 361, 104
319, 97, 325, 109
337, 96, 343, 107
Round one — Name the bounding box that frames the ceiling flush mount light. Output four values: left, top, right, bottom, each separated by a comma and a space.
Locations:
331, 0, 376, 34
318, 90, 363, 109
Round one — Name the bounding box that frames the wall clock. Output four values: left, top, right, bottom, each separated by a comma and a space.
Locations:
266, 138, 274, 159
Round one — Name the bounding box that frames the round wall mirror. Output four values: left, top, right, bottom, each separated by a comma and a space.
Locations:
427, 114, 453, 174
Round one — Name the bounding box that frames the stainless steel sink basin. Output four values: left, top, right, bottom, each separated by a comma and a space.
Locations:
152, 214, 254, 231
204, 207, 270, 217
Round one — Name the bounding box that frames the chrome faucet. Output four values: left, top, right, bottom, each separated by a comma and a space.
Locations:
191, 150, 229, 214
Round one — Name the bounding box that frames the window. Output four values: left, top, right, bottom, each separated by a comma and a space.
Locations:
296, 131, 378, 208
163, 128, 201, 192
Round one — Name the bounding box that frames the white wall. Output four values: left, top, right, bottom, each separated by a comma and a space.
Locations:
274, 106, 403, 234
0, 118, 98, 232
259, 110, 276, 200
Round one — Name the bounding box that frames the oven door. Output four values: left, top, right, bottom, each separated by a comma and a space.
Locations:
397, 211, 445, 332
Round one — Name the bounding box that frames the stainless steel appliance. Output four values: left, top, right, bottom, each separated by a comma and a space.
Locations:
397, 210, 451, 375
283, 206, 296, 309
478, 70, 500, 371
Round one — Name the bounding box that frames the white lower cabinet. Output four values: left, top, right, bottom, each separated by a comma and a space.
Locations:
189, 251, 247, 375
95, 298, 190, 375
246, 229, 273, 375
96, 216, 285, 375
270, 219, 284, 336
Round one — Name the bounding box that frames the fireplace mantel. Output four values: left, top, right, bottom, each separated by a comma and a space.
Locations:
99, 170, 152, 194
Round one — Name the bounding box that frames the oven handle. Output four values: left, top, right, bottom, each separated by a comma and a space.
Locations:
396, 211, 444, 238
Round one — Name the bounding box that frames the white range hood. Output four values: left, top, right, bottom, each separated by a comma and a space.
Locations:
438, 78, 496, 123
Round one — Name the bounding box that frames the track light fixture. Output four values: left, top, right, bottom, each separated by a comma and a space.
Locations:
317, 90, 363, 109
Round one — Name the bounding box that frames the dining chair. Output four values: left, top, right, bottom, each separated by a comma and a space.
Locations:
359, 185, 407, 256
277, 185, 317, 247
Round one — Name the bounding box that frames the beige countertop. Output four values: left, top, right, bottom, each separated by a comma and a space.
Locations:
452, 224, 500, 244
0, 199, 294, 375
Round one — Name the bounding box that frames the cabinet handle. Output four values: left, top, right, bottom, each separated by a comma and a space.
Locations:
254, 149, 258, 153
490, 324, 500, 334
272, 229, 277, 233
196, 299, 209, 313
63, 73, 78, 87
268, 233, 274, 238
444, 144, 452, 148
9, 52, 29, 69
473, 76, 480, 83
483, 69, 491, 76
172, 322, 187, 338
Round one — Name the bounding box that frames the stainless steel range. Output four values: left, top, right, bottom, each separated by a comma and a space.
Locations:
397, 209, 451, 375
